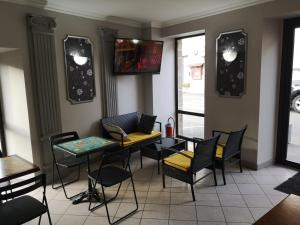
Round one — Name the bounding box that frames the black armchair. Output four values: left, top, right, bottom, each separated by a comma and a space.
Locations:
0, 174, 52, 225
49, 131, 87, 199
212, 125, 248, 185
162, 135, 220, 201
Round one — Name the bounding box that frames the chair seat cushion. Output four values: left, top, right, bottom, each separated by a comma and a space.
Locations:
0, 195, 48, 225
216, 144, 224, 159
89, 166, 131, 187
57, 155, 86, 168
164, 150, 194, 172
121, 131, 161, 147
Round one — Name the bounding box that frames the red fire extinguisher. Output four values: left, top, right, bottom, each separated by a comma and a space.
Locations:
165, 116, 175, 138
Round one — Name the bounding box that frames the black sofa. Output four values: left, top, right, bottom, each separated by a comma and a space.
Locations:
100, 112, 161, 152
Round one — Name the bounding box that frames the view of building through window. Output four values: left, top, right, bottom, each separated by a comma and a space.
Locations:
287, 28, 300, 163
177, 35, 205, 139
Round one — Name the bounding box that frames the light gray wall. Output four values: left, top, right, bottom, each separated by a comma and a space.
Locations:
160, 0, 300, 168
0, 50, 32, 162
139, 27, 176, 134
257, 19, 282, 168
152, 38, 175, 135
0, 1, 142, 168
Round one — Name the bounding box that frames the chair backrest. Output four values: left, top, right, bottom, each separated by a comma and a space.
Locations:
192, 135, 220, 172
94, 148, 131, 180
0, 174, 46, 202
223, 125, 247, 159
100, 112, 140, 138
49, 131, 79, 158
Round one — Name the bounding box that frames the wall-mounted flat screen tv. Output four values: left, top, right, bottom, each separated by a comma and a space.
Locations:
113, 38, 163, 75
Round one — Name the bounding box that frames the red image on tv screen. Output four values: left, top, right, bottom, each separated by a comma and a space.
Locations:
114, 38, 163, 74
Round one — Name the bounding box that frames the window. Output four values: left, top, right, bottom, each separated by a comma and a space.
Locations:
175, 34, 205, 140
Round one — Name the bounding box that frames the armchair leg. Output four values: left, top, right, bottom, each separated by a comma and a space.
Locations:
239, 157, 243, 173
140, 151, 143, 169
212, 165, 217, 186
222, 162, 226, 185
190, 184, 195, 202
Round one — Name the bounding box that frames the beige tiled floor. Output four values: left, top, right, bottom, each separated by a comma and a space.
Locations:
25, 154, 297, 225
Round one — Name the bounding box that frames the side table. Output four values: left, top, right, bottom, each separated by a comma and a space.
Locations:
140, 137, 186, 174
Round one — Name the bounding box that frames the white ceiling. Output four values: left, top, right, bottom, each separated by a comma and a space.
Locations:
3, 0, 273, 27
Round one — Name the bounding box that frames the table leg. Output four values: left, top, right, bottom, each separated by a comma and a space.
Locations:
72, 154, 101, 205
157, 159, 160, 174
140, 151, 143, 169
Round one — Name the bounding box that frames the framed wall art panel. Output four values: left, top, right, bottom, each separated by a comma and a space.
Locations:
64, 35, 95, 104
216, 30, 247, 97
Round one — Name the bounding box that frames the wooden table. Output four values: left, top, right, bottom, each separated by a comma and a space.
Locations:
0, 155, 39, 183
254, 194, 300, 225
54, 136, 119, 204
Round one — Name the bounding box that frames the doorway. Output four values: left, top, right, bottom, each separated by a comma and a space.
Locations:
277, 17, 300, 168
175, 34, 205, 140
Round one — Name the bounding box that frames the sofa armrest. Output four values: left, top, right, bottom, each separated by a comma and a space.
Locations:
155, 121, 162, 132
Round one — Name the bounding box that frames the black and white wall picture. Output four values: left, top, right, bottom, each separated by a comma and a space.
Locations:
64, 35, 95, 104
216, 30, 247, 97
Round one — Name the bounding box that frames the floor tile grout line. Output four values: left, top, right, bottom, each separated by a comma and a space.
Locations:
215, 176, 228, 224
139, 159, 155, 225
45, 157, 297, 225
238, 170, 259, 223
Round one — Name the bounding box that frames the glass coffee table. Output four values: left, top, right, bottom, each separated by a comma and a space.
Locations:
140, 137, 186, 174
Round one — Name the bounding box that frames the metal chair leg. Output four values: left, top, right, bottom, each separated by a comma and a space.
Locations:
45, 199, 52, 225
43, 195, 52, 225
130, 175, 139, 208
101, 184, 114, 225
162, 172, 165, 188
100, 176, 138, 225
52, 164, 82, 199
38, 216, 42, 225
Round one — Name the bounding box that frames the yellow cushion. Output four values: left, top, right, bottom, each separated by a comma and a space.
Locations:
216, 144, 224, 159
121, 130, 161, 147
164, 150, 194, 172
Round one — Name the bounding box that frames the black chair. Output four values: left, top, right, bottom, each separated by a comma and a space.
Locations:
162, 135, 220, 201
212, 125, 248, 185
0, 174, 52, 225
49, 131, 86, 199
88, 148, 138, 225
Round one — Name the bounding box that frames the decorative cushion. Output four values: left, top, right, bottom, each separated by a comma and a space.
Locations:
216, 144, 224, 159
164, 150, 194, 172
103, 123, 129, 141
122, 131, 161, 147
138, 114, 157, 134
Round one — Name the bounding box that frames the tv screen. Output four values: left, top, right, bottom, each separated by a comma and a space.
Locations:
113, 38, 163, 74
